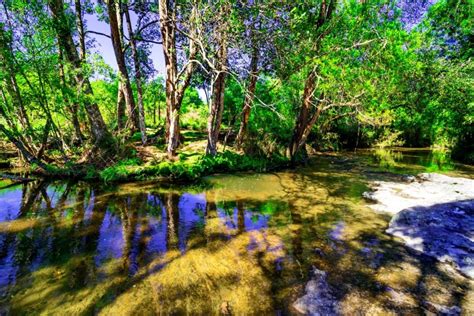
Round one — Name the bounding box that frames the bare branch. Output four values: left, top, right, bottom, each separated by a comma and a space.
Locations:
85, 30, 111, 39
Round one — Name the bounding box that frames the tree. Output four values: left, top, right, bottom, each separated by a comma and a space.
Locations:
158, 0, 198, 158
124, 4, 147, 144
288, 0, 338, 160
203, 2, 231, 156
233, 1, 279, 148
106, 0, 140, 133
48, 0, 113, 150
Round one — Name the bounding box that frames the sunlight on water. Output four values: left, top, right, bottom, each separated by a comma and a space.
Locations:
0, 149, 472, 314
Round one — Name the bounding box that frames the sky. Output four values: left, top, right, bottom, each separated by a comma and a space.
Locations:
84, 11, 166, 76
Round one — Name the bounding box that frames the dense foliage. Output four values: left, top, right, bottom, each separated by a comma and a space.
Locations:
0, 0, 472, 180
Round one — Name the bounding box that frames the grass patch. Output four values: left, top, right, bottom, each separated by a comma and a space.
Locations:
99, 151, 290, 183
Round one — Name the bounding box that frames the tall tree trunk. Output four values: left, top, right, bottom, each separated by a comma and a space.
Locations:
106, 0, 139, 132
114, 2, 126, 132
70, 104, 84, 144
116, 82, 126, 130
235, 45, 259, 148
58, 48, 84, 144
48, 0, 112, 147
206, 70, 227, 155
74, 0, 86, 61
71, 0, 86, 144
159, 0, 177, 154
159, 0, 197, 158
206, 7, 229, 156
124, 7, 147, 144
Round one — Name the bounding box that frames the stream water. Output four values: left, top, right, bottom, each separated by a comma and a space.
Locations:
0, 149, 473, 314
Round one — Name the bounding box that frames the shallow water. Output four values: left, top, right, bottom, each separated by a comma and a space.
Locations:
0, 149, 473, 314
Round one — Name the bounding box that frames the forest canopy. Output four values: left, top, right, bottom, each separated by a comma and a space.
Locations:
0, 0, 472, 180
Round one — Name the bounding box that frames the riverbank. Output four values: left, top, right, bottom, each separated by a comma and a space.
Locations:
98, 150, 290, 182
1, 146, 291, 183
1, 145, 472, 184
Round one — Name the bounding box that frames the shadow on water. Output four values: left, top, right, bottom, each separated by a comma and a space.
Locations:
0, 148, 472, 314
271, 168, 472, 314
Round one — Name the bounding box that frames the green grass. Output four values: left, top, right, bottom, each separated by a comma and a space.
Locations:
99, 151, 290, 183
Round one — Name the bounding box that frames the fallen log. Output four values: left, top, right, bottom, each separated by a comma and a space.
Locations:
0, 173, 35, 182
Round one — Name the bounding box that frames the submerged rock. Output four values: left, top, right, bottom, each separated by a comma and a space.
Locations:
363, 173, 474, 279
293, 268, 340, 315
423, 300, 461, 315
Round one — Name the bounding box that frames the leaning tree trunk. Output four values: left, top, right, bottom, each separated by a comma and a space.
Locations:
235, 45, 259, 148
289, 70, 318, 160
0, 25, 31, 132
0, 92, 38, 159
5, 71, 30, 132
107, 0, 139, 133
124, 7, 147, 144
48, 0, 112, 147
288, 0, 337, 161
0, 124, 48, 170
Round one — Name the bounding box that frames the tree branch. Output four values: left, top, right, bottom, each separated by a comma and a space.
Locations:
85, 30, 111, 39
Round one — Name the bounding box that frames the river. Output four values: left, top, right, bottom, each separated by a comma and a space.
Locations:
0, 149, 473, 314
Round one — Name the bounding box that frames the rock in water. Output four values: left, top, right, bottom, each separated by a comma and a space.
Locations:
362, 173, 474, 279
293, 268, 340, 315
387, 200, 474, 279
363, 173, 474, 215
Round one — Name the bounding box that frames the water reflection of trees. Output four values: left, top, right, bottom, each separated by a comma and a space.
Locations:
371, 148, 456, 172
1, 181, 273, 298
1, 180, 291, 314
